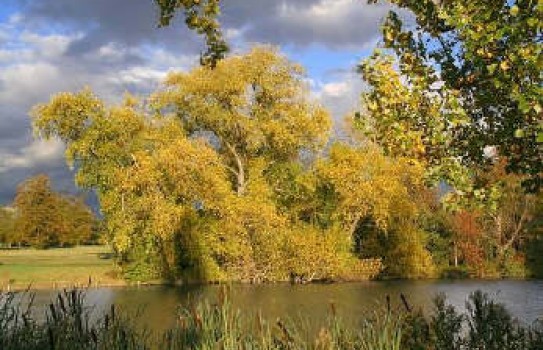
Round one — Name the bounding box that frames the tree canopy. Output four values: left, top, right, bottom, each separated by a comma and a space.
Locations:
362, 0, 542, 191
32, 47, 439, 281
8, 174, 96, 248
155, 0, 227, 67
154, 0, 542, 192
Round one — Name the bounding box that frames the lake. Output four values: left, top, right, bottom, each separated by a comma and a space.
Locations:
26, 280, 543, 331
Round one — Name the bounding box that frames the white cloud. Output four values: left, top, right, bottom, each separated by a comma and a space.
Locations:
0, 62, 61, 105
242, 0, 391, 49
144, 48, 197, 71
225, 28, 243, 42
283, 0, 355, 19
312, 71, 364, 138
20, 32, 77, 59
0, 29, 9, 43
96, 42, 126, 60
321, 81, 351, 97
0, 139, 65, 173
106, 66, 167, 86
0, 48, 34, 63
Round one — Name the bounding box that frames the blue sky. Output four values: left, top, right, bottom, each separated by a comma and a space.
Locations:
0, 1, 18, 22
0, 0, 396, 204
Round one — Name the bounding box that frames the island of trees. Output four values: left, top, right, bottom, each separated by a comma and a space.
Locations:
3, 0, 540, 285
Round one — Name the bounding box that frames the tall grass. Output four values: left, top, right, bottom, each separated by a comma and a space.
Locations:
0, 287, 541, 349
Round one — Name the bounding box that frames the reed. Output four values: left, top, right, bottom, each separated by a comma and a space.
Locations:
0, 288, 541, 349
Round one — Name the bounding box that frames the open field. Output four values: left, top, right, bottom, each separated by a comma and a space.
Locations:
0, 246, 125, 290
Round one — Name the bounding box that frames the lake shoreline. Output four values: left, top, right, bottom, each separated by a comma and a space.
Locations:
4, 275, 542, 292
1, 245, 540, 292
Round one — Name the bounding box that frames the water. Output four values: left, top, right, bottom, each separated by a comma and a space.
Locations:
25, 280, 543, 331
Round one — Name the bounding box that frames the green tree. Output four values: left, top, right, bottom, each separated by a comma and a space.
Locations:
33, 91, 232, 279
155, 0, 227, 67
476, 159, 537, 276
363, 0, 542, 191
315, 144, 422, 237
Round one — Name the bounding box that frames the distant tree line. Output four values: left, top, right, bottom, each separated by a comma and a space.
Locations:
0, 175, 99, 249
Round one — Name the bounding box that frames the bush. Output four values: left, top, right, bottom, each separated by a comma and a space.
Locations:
399, 291, 543, 350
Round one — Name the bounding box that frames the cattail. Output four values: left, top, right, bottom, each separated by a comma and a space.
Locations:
91, 329, 98, 344
276, 319, 293, 343
386, 294, 391, 313
48, 326, 55, 348
58, 293, 66, 314
111, 304, 116, 321
329, 302, 336, 317
400, 293, 411, 313
49, 303, 57, 322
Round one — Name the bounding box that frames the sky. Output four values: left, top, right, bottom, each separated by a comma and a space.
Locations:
0, 0, 398, 205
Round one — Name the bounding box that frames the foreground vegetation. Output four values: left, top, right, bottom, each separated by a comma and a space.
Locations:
0, 246, 122, 289
1, 288, 542, 349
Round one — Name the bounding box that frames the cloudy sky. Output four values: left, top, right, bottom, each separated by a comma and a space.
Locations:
0, 0, 397, 205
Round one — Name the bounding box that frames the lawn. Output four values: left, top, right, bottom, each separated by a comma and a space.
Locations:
0, 246, 124, 290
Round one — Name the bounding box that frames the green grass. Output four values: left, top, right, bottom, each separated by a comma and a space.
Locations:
0, 246, 123, 290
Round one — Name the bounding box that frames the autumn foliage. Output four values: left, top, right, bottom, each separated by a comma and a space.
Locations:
1, 174, 97, 248
30, 48, 439, 282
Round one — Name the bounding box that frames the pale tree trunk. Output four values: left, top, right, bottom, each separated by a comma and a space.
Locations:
225, 142, 246, 196
453, 241, 458, 267
491, 213, 504, 258
495, 214, 503, 247
236, 165, 246, 196
494, 197, 531, 259
349, 213, 363, 240
500, 203, 529, 258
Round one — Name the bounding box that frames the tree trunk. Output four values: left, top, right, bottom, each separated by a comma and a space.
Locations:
237, 165, 246, 196
453, 241, 458, 268
225, 142, 246, 196
499, 203, 529, 259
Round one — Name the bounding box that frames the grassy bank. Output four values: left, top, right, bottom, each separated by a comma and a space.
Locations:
0, 246, 124, 290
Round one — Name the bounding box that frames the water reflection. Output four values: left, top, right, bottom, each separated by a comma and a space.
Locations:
26, 280, 543, 332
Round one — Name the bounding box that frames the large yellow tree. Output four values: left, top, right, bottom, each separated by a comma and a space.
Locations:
153, 47, 331, 196
32, 47, 335, 281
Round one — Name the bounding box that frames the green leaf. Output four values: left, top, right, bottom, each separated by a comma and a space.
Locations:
487, 64, 497, 74
528, 17, 538, 27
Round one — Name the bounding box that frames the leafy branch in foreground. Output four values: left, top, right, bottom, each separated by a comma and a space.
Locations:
155, 0, 227, 67
362, 0, 543, 192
